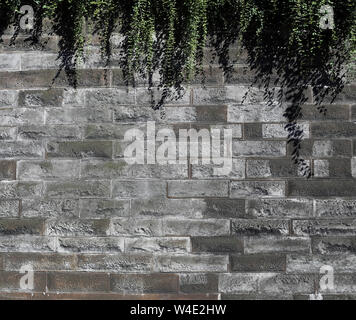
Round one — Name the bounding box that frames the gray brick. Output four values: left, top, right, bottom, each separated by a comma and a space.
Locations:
136, 87, 190, 105
180, 273, 218, 293
77, 253, 153, 272
18, 160, 80, 180
0, 54, 21, 71
262, 123, 310, 139
0, 109, 44, 126
243, 123, 262, 139
83, 123, 144, 140
202, 199, 246, 218
248, 199, 312, 218
163, 219, 230, 236
311, 236, 356, 254
219, 273, 259, 294
311, 122, 356, 138
46, 219, 110, 236
86, 88, 135, 106
3, 253, 77, 271
334, 84, 356, 102
81, 160, 187, 179
302, 104, 350, 121
247, 159, 305, 178
317, 274, 356, 294
79, 199, 130, 218
228, 104, 284, 122
245, 236, 311, 254
232, 219, 290, 236
194, 86, 265, 105
259, 274, 315, 294
287, 254, 356, 273
313, 159, 329, 177
192, 87, 228, 105
114, 106, 220, 123
131, 198, 245, 219
0, 141, 43, 159
46, 141, 112, 159
233, 141, 286, 157
112, 180, 166, 199
0, 90, 17, 107
0, 218, 44, 236
293, 219, 356, 236
230, 254, 286, 272
18, 125, 81, 140
230, 181, 285, 198
125, 237, 190, 253
0, 161, 16, 180
0, 70, 105, 89
352, 158, 356, 177
18, 89, 63, 107
288, 180, 356, 197
154, 254, 228, 272
315, 200, 356, 218
20, 53, 59, 70
168, 180, 229, 198
0, 200, 19, 217
295, 140, 351, 158
46, 107, 112, 124
45, 180, 110, 198
192, 159, 245, 179
58, 237, 124, 253
62, 88, 85, 108
0, 181, 43, 199
191, 236, 243, 253
312, 140, 351, 158
0, 236, 57, 252
111, 273, 179, 294
0, 127, 17, 141
193, 124, 242, 138
47, 271, 109, 292
22, 199, 79, 218
110, 218, 162, 237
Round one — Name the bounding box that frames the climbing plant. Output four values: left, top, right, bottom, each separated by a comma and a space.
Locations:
0, 0, 355, 176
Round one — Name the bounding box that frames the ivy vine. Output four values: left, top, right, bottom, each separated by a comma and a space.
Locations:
1, 0, 355, 177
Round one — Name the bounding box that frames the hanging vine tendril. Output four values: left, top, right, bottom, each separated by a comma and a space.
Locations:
1, 0, 355, 177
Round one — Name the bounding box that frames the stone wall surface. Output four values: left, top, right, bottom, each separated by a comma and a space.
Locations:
0, 31, 355, 300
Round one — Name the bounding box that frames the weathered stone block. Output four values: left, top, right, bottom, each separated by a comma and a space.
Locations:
18, 160, 80, 180
112, 180, 166, 199
22, 199, 79, 218
18, 89, 63, 107
231, 219, 290, 236
230, 181, 285, 198
46, 219, 110, 236
111, 274, 178, 294
45, 180, 110, 198
168, 180, 229, 198
163, 219, 230, 236
79, 199, 130, 218
46, 141, 112, 159
125, 237, 190, 253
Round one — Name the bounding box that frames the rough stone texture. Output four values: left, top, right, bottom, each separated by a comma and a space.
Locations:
0, 33, 355, 301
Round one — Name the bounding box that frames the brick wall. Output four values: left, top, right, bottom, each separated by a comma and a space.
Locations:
0, 30, 355, 300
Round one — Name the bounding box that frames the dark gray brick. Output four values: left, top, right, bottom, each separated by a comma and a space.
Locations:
288, 180, 356, 197
46, 141, 112, 159
230, 254, 286, 272
191, 236, 243, 253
